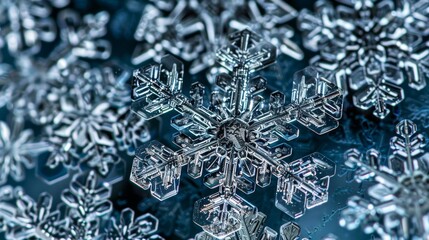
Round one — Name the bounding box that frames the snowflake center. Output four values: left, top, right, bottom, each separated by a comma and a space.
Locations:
355, 26, 381, 50
217, 119, 250, 151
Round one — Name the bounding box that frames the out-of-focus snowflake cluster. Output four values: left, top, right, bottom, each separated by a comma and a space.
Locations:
0, 5, 151, 182
0, 119, 49, 185
0, 8, 112, 124
132, 0, 303, 81
129, 29, 343, 238
340, 119, 429, 239
299, 0, 429, 119
0, 171, 163, 240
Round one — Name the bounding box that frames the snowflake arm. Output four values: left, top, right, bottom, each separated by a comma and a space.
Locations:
0, 119, 50, 184
105, 208, 164, 240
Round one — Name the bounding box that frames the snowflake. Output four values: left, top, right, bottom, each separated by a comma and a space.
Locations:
340, 119, 429, 239
0, 8, 112, 125
130, 29, 343, 238
0, 119, 49, 185
0, 171, 163, 240
0, 57, 59, 124
51, 9, 111, 64
298, 0, 429, 119
132, 0, 303, 80
44, 61, 143, 178
0, 0, 57, 56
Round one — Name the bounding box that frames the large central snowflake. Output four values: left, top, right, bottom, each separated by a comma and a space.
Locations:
130, 29, 344, 238
299, 0, 429, 119
340, 119, 429, 239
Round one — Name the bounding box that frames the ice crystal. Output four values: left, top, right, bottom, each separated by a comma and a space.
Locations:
195, 218, 338, 240
43, 61, 149, 179
0, 171, 163, 240
59, 171, 113, 239
0, 8, 112, 125
0, 0, 57, 56
130, 29, 343, 238
298, 0, 429, 119
0, 57, 58, 124
132, 0, 303, 80
0, 119, 49, 185
106, 208, 163, 240
50, 9, 111, 65
340, 119, 429, 239
194, 212, 281, 240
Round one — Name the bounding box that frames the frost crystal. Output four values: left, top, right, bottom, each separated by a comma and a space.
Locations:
0, 119, 49, 185
132, 0, 303, 79
298, 0, 429, 119
340, 119, 429, 239
130, 29, 343, 238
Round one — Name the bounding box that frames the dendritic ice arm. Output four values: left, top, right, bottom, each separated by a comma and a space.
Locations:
340, 119, 429, 239
194, 217, 339, 240
49, 9, 111, 68
60, 171, 112, 239
0, 119, 50, 185
298, 0, 429, 119
194, 212, 275, 240
130, 29, 343, 238
105, 208, 164, 240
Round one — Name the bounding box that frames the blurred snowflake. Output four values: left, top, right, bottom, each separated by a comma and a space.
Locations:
340, 119, 429, 239
0, 8, 112, 125
130, 29, 343, 238
0, 0, 57, 56
49, 9, 111, 65
299, 0, 429, 119
0, 119, 49, 185
0, 171, 163, 240
132, 0, 303, 81
43, 61, 147, 180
